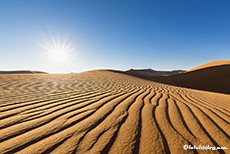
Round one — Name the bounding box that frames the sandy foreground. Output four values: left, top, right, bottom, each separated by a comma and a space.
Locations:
0, 70, 229, 154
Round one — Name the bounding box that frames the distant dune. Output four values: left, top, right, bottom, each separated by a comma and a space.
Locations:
0, 69, 229, 154
126, 68, 185, 76
0, 70, 47, 74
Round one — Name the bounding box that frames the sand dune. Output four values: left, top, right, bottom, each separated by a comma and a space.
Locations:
121, 63, 230, 94
0, 70, 229, 154
186, 60, 230, 72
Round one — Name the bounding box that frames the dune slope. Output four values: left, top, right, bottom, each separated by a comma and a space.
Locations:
150, 65, 230, 94
0, 71, 229, 154
122, 64, 230, 94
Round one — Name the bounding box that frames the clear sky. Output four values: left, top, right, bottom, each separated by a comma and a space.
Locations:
0, 0, 230, 73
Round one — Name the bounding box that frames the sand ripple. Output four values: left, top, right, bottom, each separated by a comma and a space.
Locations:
0, 70, 229, 154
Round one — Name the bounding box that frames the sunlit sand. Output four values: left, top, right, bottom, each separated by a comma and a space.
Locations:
0, 62, 229, 154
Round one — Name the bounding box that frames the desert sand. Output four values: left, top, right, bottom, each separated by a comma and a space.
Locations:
0, 68, 230, 153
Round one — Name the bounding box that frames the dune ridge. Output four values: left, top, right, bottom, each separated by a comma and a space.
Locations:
187, 60, 230, 72
0, 70, 229, 154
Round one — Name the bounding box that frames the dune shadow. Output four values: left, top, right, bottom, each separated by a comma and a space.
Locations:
110, 65, 230, 94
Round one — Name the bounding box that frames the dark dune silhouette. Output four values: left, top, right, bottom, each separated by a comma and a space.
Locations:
126, 68, 186, 76
0, 70, 47, 74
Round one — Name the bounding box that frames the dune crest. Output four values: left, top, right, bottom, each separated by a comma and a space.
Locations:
187, 60, 230, 72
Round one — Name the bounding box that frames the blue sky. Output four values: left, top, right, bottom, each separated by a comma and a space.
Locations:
0, 0, 230, 73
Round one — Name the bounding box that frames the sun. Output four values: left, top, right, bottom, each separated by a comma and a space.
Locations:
40, 35, 75, 66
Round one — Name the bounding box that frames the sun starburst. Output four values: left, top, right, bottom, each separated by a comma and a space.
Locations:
39, 34, 75, 67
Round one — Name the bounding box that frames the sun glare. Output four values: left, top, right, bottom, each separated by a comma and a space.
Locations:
40, 35, 75, 67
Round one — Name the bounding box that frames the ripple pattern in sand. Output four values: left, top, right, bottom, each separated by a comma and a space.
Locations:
0, 71, 229, 154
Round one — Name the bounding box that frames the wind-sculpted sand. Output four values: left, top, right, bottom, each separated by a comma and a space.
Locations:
0, 70, 229, 154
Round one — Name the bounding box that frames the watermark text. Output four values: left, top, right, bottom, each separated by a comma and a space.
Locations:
183, 144, 228, 150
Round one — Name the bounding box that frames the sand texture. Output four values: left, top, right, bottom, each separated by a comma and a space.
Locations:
0, 70, 229, 154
